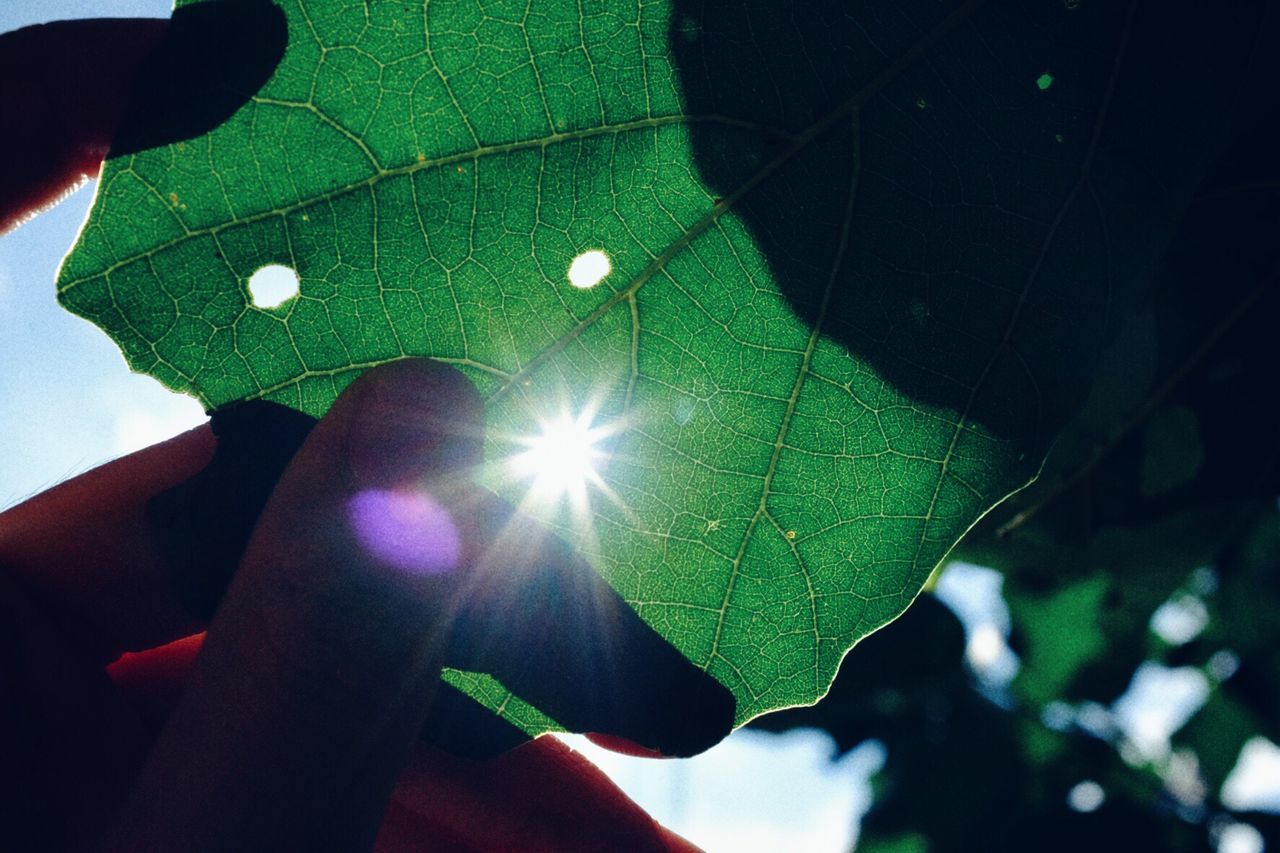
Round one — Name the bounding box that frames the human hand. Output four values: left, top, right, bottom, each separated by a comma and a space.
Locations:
0, 15, 727, 851
0, 356, 702, 850
3, 356, 478, 850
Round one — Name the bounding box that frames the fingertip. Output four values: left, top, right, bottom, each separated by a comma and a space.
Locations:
584, 732, 669, 759
311, 360, 487, 581
0, 19, 168, 231
339, 358, 485, 488
353, 357, 485, 416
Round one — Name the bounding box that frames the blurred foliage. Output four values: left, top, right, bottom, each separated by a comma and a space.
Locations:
751, 103, 1280, 850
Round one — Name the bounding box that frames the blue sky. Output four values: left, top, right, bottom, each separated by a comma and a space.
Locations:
0, 178, 208, 508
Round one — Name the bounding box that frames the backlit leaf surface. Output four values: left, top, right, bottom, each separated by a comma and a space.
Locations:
57, 0, 1268, 729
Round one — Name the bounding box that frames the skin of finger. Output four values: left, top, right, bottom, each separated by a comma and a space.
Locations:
378, 738, 704, 853
584, 731, 668, 759
0, 425, 215, 663
106, 632, 206, 734
0, 570, 151, 850
105, 636, 701, 852
104, 359, 485, 852
0, 18, 168, 233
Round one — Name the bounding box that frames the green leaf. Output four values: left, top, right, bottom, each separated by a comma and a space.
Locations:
56, 0, 1275, 729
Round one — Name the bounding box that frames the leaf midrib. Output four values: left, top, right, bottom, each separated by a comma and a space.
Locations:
59, 112, 792, 292
71, 0, 995, 444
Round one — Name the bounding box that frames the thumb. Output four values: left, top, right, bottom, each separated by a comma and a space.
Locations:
105, 359, 484, 852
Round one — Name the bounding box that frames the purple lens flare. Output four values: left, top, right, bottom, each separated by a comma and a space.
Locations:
347, 487, 462, 575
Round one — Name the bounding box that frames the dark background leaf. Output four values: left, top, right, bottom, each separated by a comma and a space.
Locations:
751, 92, 1280, 848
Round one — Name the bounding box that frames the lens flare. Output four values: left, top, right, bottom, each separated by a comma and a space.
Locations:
511, 407, 610, 503
503, 398, 633, 558
347, 488, 461, 575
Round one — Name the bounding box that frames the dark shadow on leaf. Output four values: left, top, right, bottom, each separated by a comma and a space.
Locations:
416, 682, 529, 759
669, 0, 1279, 460
148, 399, 734, 758
148, 400, 315, 619
111, 0, 286, 157
446, 494, 736, 758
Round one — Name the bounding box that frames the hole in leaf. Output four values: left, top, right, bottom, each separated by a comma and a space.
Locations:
1066, 780, 1105, 813
248, 264, 299, 308
567, 250, 611, 289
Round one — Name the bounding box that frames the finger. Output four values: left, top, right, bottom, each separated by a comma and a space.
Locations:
583, 732, 668, 759
105, 359, 485, 852
0, 424, 215, 663
103, 638, 699, 852
0, 569, 150, 850
0, 19, 167, 233
106, 632, 206, 734
152, 401, 735, 757
378, 738, 703, 853
9, 377, 732, 759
